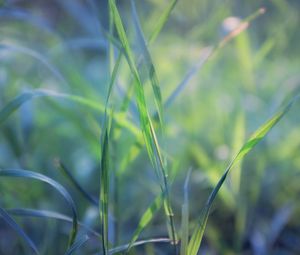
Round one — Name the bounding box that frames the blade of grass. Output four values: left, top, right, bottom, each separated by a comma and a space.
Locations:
180, 169, 192, 255
109, 0, 177, 249
55, 159, 98, 206
109, 237, 170, 254
187, 96, 298, 255
99, 128, 110, 255
130, 0, 164, 127
7, 208, 101, 238
148, 0, 178, 44
0, 43, 68, 87
126, 192, 164, 253
64, 235, 90, 255
0, 206, 40, 255
0, 89, 140, 137
0, 169, 78, 247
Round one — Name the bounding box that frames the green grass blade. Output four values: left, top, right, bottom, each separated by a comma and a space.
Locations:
126, 192, 164, 253
0, 169, 78, 247
64, 235, 90, 255
0, 89, 140, 137
109, 0, 177, 248
99, 128, 110, 255
130, 0, 164, 127
148, 0, 178, 44
7, 208, 101, 238
187, 97, 297, 255
0, 43, 68, 86
0, 206, 40, 255
56, 160, 98, 206
180, 169, 191, 255
109, 238, 170, 254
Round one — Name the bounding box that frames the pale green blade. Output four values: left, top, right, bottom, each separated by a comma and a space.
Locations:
126, 193, 164, 252
187, 96, 297, 255
148, 0, 178, 44
130, 0, 164, 127
0, 89, 140, 137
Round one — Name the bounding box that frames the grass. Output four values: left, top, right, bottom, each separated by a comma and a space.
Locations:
0, 0, 300, 254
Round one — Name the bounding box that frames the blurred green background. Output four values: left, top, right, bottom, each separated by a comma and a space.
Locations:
0, 0, 300, 254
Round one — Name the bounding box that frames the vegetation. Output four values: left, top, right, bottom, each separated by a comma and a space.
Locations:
0, 0, 300, 254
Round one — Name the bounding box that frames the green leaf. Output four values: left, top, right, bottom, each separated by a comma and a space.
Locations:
56, 160, 98, 206
187, 97, 297, 255
109, 0, 177, 248
126, 193, 164, 253
148, 0, 178, 44
0, 89, 140, 137
180, 169, 191, 255
109, 237, 170, 254
7, 208, 101, 238
130, 0, 164, 127
0, 169, 78, 247
99, 128, 110, 255
0, 206, 40, 255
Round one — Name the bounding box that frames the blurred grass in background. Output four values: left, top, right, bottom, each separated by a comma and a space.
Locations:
0, 0, 300, 254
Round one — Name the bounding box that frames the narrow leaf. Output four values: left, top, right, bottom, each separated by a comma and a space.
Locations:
126, 193, 164, 252
187, 97, 297, 255
0, 89, 140, 137
7, 208, 101, 238
0, 206, 40, 255
64, 235, 90, 255
0, 169, 78, 247
56, 160, 98, 206
148, 0, 178, 44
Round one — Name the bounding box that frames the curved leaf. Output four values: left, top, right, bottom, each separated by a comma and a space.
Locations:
0, 206, 39, 255
0, 169, 78, 247
187, 96, 298, 255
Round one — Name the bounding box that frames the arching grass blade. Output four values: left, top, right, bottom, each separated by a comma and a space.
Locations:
7, 208, 101, 238
0, 206, 40, 255
148, 0, 178, 44
0, 169, 78, 247
187, 96, 298, 255
56, 160, 98, 206
0, 89, 140, 137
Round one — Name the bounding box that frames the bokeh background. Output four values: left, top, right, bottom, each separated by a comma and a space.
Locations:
0, 0, 300, 254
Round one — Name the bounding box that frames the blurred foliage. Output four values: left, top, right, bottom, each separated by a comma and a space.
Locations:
0, 0, 300, 254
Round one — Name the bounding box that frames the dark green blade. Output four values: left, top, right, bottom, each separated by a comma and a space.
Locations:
0, 169, 78, 247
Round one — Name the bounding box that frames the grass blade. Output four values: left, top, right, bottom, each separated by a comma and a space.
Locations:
180, 169, 192, 255
126, 192, 164, 253
0, 206, 40, 255
109, 237, 170, 254
109, 0, 177, 249
0, 169, 78, 247
7, 208, 101, 238
187, 96, 298, 255
148, 0, 178, 44
99, 128, 110, 255
56, 160, 98, 206
0, 89, 140, 137
64, 235, 90, 255
0, 43, 68, 86
130, 0, 164, 127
